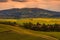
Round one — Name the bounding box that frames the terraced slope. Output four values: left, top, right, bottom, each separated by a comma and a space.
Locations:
0, 24, 59, 40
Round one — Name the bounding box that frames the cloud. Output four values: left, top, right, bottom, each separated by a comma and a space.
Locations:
0, 0, 60, 12
0, 0, 7, 2
12, 0, 27, 2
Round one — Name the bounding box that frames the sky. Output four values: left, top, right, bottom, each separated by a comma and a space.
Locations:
0, 0, 60, 12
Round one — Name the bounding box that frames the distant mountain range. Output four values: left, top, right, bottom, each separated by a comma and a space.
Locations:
0, 8, 60, 19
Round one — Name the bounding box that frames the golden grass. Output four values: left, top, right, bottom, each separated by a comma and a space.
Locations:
0, 18, 60, 24
17, 18, 60, 24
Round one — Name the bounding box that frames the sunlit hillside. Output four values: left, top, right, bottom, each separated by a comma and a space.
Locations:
0, 24, 60, 40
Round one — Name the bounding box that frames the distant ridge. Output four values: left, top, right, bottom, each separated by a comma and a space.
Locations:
0, 8, 60, 19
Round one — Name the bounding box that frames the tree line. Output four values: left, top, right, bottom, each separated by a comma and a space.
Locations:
22, 22, 60, 32
0, 21, 60, 32
0, 21, 17, 26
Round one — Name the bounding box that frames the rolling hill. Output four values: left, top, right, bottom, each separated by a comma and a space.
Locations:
0, 24, 46, 40
0, 24, 59, 40
0, 8, 60, 18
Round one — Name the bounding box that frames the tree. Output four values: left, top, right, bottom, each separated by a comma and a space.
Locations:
41, 23, 47, 31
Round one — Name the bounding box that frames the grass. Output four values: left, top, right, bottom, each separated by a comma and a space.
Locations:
17, 18, 60, 24
20, 28, 60, 40
0, 31, 46, 40
0, 24, 47, 40
0, 24, 59, 40
29, 30, 60, 40
0, 18, 60, 24
39, 32, 60, 40
0, 18, 60, 40
0, 24, 10, 32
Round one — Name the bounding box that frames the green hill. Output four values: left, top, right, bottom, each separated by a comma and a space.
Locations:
0, 24, 59, 40
0, 24, 46, 40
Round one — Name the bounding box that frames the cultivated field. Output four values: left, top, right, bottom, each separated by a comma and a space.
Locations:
0, 18, 60, 24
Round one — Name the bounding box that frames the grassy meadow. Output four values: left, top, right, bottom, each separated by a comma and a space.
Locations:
0, 18, 60, 24
0, 18, 60, 40
0, 24, 60, 40
0, 24, 47, 40
17, 18, 60, 24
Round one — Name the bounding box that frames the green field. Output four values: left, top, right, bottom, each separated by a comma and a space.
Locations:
0, 24, 46, 40
0, 24, 60, 40
17, 18, 60, 24
0, 18, 60, 24
0, 18, 60, 40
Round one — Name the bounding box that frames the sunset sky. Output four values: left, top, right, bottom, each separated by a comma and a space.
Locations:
0, 0, 60, 12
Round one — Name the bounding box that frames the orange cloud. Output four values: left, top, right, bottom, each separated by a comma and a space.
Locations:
0, 0, 60, 12
0, 0, 8, 2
